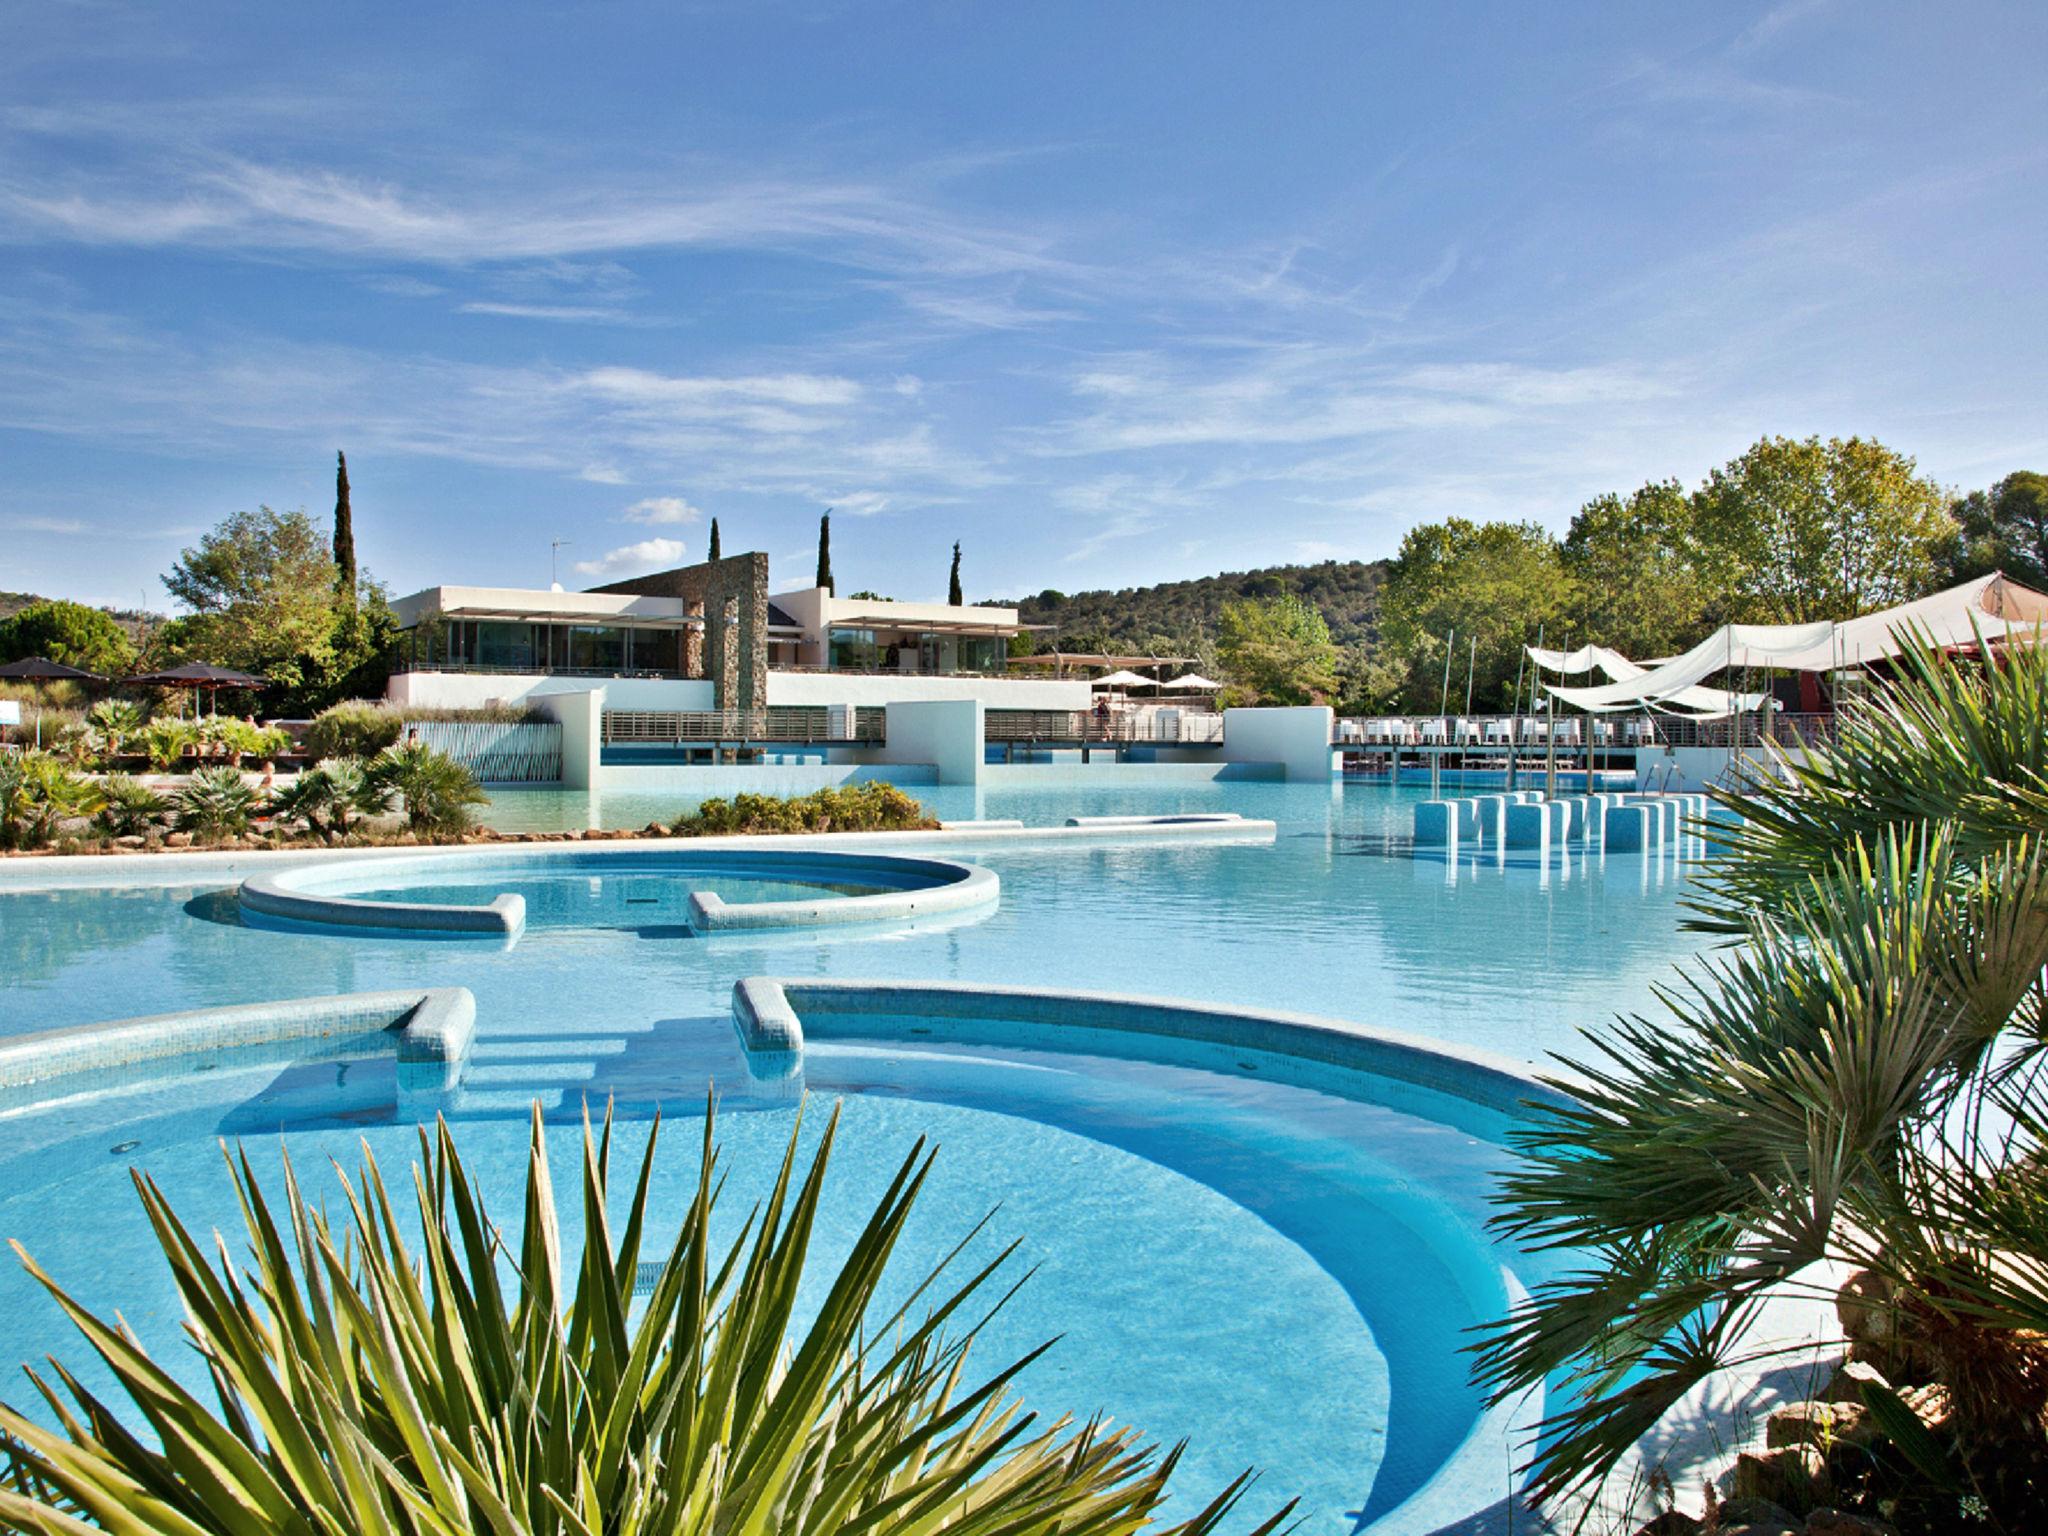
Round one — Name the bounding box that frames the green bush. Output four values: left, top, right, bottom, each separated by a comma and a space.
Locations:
0, 1102, 1288, 1536
208, 717, 292, 764
140, 715, 197, 771
303, 699, 404, 761
0, 752, 103, 850
174, 764, 260, 839
84, 699, 144, 760
675, 782, 936, 836
368, 739, 487, 838
267, 757, 387, 843
92, 774, 167, 838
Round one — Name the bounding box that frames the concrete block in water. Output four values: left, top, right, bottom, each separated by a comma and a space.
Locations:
1605, 804, 1652, 851
1472, 794, 1509, 841
1506, 800, 1564, 850
1415, 801, 1458, 847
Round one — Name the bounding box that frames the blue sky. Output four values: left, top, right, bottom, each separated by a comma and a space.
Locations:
3, 0, 2044, 611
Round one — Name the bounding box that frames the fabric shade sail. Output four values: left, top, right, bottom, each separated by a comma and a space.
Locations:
1538, 572, 2048, 714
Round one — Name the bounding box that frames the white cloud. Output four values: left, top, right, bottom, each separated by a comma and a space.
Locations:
579, 464, 628, 484
620, 496, 701, 525
0, 515, 91, 535
829, 490, 892, 517
458, 301, 630, 323
573, 537, 687, 577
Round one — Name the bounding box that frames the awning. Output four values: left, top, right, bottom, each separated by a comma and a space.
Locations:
1538, 573, 2048, 713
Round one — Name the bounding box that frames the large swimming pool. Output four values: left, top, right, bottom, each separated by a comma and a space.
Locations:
0, 777, 1706, 1532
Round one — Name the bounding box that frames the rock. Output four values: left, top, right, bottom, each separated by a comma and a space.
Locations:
1818, 1359, 1888, 1404
1837, 1269, 1896, 1349
1714, 1490, 1803, 1533
1731, 1445, 1826, 1510
114, 835, 147, 849
644, 822, 671, 838
1897, 1382, 1952, 1428
1632, 1511, 1701, 1536
1767, 1399, 1873, 1449
1805, 1510, 1898, 1536
164, 831, 193, 847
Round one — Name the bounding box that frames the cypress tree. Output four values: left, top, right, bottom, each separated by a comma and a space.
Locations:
948, 541, 962, 605
707, 517, 721, 562
816, 511, 834, 594
332, 450, 357, 607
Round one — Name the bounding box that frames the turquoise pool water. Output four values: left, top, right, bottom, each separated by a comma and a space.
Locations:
0, 778, 1706, 1531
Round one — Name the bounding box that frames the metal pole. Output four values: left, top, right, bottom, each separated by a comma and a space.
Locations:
1464, 633, 1477, 718
1438, 629, 1455, 719
1513, 623, 1541, 793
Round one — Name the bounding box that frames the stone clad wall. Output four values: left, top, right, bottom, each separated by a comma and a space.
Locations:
588, 552, 769, 713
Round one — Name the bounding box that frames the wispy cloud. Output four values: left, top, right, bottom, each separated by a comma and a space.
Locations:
573, 536, 687, 577
0, 514, 91, 535
620, 496, 701, 525
458, 301, 632, 323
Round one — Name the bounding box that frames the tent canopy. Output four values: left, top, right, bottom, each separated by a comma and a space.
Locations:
1537, 572, 2048, 714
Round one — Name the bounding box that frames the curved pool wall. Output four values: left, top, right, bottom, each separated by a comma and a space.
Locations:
729, 977, 1567, 1536
238, 846, 1000, 940
0, 988, 476, 1110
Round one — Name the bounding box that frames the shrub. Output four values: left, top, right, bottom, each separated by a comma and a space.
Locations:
0, 752, 102, 850
0, 1101, 1287, 1536
368, 739, 487, 838
174, 764, 260, 839
676, 782, 936, 836
210, 717, 292, 764
267, 756, 387, 842
92, 774, 167, 838
139, 715, 197, 771
304, 699, 404, 761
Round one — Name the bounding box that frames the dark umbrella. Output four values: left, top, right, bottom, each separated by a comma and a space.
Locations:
0, 656, 107, 747
0, 655, 106, 683
122, 662, 270, 719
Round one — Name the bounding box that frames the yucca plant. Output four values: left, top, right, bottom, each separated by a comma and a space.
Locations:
174, 763, 261, 839
0, 751, 103, 850
269, 756, 387, 842
1475, 636, 2048, 1526
91, 773, 167, 838
371, 738, 489, 838
84, 698, 144, 759
140, 716, 197, 771
0, 1100, 1291, 1536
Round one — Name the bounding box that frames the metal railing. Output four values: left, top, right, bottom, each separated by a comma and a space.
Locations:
1332, 712, 1839, 751
602, 708, 886, 744
985, 710, 1224, 744
390, 659, 692, 681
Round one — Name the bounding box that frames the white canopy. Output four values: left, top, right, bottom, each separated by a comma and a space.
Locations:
1090, 669, 1154, 689
1539, 573, 2048, 714
1162, 672, 1224, 690
1531, 641, 1768, 716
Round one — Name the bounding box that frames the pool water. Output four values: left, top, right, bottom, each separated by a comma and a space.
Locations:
0, 778, 1706, 1530
345, 868, 890, 927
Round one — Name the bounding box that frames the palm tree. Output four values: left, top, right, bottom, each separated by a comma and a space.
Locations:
0, 1100, 1292, 1536
1474, 636, 2048, 1522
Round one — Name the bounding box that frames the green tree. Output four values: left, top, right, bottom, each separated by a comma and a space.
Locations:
1561, 480, 1718, 658
332, 450, 357, 607
0, 599, 137, 675
816, 510, 834, 593
1693, 434, 1956, 622
1216, 594, 1340, 704
1378, 519, 1573, 712
707, 515, 721, 561
159, 506, 394, 714
1948, 469, 2048, 587
948, 540, 963, 605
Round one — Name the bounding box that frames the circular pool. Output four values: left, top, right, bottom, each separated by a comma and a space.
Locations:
236, 845, 1001, 940
0, 980, 1560, 1534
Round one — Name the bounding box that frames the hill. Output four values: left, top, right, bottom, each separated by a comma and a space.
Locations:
1, 591, 163, 640
1002, 559, 1388, 655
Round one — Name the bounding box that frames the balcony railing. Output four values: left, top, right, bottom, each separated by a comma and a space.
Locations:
985, 710, 1224, 744
602, 708, 886, 744
390, 658, 692, 681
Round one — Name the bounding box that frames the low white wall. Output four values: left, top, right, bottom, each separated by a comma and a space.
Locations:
766, 670, 1089, 710
387, 672, 715, 711
538, 688, 604, 790
1634, 745, 1810, 793
1220, 706, 1335, 782
874, 698, 984, 785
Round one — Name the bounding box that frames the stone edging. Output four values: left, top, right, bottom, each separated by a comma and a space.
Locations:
730, 976, 1569, 1115
0, 988, 476, 1097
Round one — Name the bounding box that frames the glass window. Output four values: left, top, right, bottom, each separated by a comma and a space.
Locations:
565, 625, 628, 673
958, 634, 1004, 673
473, 621, 540, 671
829, 627, 880, 670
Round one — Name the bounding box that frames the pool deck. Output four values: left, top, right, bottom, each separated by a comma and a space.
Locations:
0, 815, 1278, 892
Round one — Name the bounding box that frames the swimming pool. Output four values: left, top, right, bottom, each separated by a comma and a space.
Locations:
0, 779, 1707, 1531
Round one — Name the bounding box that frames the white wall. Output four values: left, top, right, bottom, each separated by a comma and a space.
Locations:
873, 698, 984, 785
538, 688, 605, 790
1220, 706, 1336, 782
766, 670, 1089, 710
387, 672, 715, 711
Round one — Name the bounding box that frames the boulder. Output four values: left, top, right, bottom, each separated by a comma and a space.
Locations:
1804, 1510, 1898, 1536
1767, 1400, 1872, 1449
1731, 1444, 1827, 1509
164, 832, 193, 848
1897, 1382, 1952, 1428
114, 835, 147, 849
1715, 1492, 1803, 1535
644, 822, 671, 838
1632, 1511, 1701, 1536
